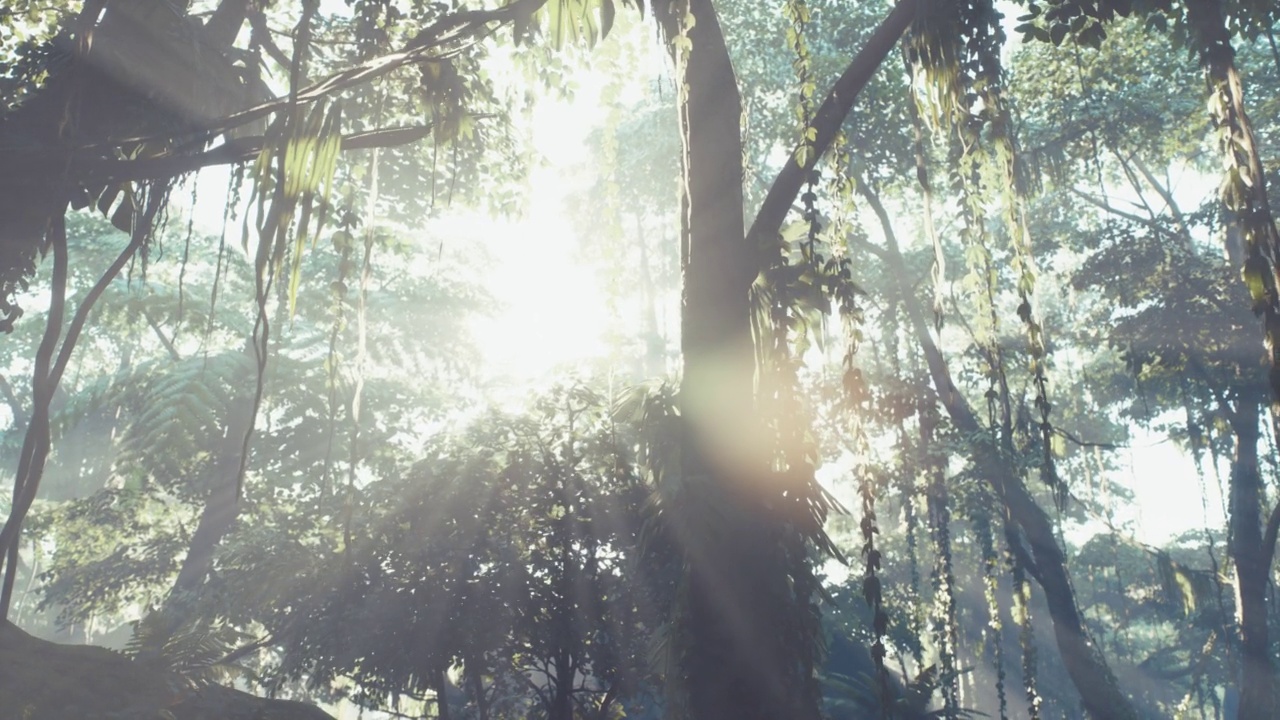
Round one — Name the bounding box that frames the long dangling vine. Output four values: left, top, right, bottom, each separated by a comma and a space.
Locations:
784, 0, 816, 168
752, 157, 878, 712
920, 394, 961, 718
234, 0, 343, 514
886, 305, 927, 673
911, 0, 1066, 510
1186, 0, 1280, 428
751, 179, 853, 720
905, 61, 946, 333
1006, 525, 1043, 720
987, 93, 1063, 510
969, 482, 1010, 720
321, 203, 357, 502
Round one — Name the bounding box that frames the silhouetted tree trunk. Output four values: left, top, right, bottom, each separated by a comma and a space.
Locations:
435, 667, 453, 720
673, 2, 785, 717
667, 1, 916, 718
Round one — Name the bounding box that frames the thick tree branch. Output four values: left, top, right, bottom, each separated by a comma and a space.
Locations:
203, 0, 251, 49
747, 0, 917, 247
1, 121, 486, 185
142, 308, 182, 362
195, 0, 545, 139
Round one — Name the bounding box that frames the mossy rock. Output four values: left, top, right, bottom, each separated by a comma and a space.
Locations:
0, 622, 334, 720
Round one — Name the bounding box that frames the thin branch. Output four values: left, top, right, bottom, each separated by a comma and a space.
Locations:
50, 193, 164, 391
1110, 146, 1162, 225
1053, 426, 1119, 450
1067, 187, 1169, 231
248, 7, 292, 69
142, 308, 182, 361
1129, 152, 1190, 241
215, 634, 273, 666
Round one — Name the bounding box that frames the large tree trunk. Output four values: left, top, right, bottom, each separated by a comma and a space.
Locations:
1226, 394, 1275, 718
672, 2, 792, 718
861, 181, 1139, 720
666, 3, 916, 718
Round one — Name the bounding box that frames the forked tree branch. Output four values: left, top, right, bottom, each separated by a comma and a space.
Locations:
747, 0, 918, 246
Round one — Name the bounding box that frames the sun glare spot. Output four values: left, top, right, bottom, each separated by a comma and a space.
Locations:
467, 90, 614, 391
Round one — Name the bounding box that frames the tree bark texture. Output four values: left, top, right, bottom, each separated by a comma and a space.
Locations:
674, 1, 791, 717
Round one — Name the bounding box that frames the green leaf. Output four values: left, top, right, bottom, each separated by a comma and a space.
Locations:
600, 0, 615, 40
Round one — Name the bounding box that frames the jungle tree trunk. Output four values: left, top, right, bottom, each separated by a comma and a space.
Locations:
466, 655, 490, 720
665, 2, 917, 718
671, 1, 788, 718
1227, 394, 1274, 718
862, 180, 1139, 720
550, 648, 573, 720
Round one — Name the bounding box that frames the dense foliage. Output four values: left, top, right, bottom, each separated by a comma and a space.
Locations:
1, 0, 1279, 719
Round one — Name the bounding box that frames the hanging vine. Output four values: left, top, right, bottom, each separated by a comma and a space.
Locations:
784, 0, 816, 168
886, 304, 927, 673
968, 480, 1010, 720
1007, 527, 1043, 720
1185, 0, 1280, 427
920, 393, 961, 718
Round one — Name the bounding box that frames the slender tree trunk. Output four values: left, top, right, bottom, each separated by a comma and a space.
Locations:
548, 646, 573, 720
0, 189, 161, 619
1227, 394, 1275, 718
142, 349, 254, 647
435, 667, 453, 720
862, 180, 1138, 720
469, 662, 490, 720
